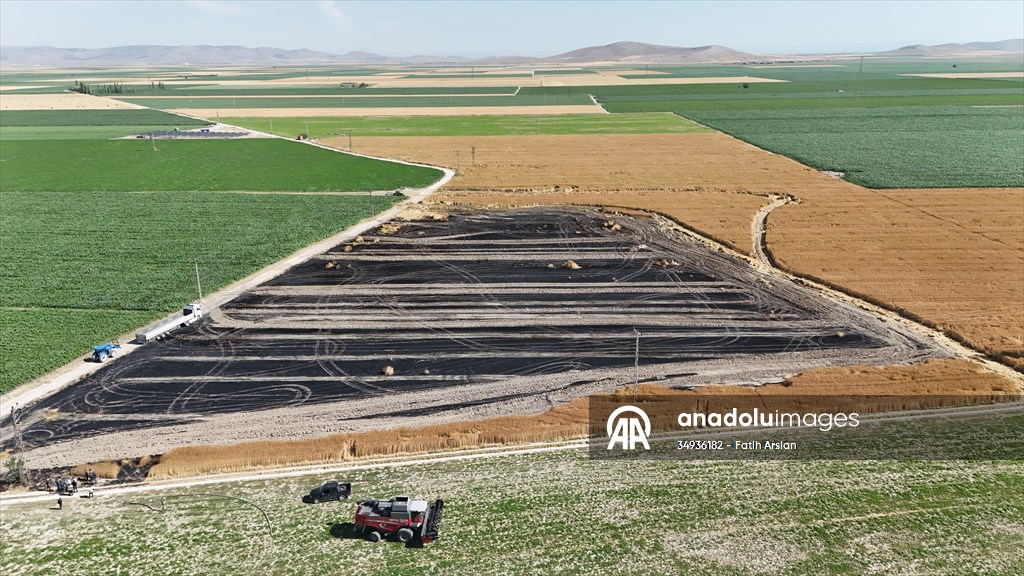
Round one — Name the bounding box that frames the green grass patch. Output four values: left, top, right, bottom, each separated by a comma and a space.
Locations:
139, 86, 518, 96
400, 73, 532, 79
602, 92, 1023, 112
0, 125, 206, 141
0, 138, 443, 192
678, 106, 1024, 188
224, 113, 709, 138
116, 94, 592, 109
534, 69, 599, 75
2, 412, 1022, 574
0, 189, 403, 392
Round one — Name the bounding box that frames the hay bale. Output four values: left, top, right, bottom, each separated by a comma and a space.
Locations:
563, 260, 582, 270
325, 261, 335, 269
343, 245, 354, 253
382, 365, 395, 376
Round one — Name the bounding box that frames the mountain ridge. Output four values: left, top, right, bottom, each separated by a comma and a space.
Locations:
1, 39, 1020, 67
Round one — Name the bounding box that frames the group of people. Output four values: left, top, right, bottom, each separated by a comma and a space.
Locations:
46, 476, 77, 495
45, 468, 97, 496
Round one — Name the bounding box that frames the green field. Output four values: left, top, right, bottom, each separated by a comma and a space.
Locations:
224, 112, 710, 138
0, 189, 404, 392
0, 139, 442, 192
0, 110, 443, 392
400, 73, 533, 79
0, 125, 202, 140
115, 94, 593, 109
680, 105, 1023, 188
141, 86, 519, 96
0, 109, 210, 141
2, 412, 1022, 575
0, 109, 210, 127
534, 69, 600, 75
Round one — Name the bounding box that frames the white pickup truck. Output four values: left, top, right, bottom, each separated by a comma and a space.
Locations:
135, 303, 203, 343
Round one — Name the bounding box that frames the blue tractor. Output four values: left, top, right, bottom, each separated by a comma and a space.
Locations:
92, 341, 121, 363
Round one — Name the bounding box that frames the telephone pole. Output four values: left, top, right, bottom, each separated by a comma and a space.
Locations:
194, 260, 203, 304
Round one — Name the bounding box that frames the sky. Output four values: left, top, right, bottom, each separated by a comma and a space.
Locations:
1, 0, 1022, 56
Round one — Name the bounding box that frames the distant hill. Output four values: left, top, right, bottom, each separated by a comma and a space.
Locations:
0, 45, 347, 66
2, 40, 1021, 67
879, 39, 1023, 57
538, 41, 761, 64
0, 41, 764, 67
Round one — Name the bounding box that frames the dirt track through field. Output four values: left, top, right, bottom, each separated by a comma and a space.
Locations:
4, 208, 946, 468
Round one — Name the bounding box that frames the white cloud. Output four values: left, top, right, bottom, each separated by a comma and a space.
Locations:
317, 0, 351, 26
186, 1, 247, 15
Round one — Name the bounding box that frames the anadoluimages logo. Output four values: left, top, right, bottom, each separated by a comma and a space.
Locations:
606, 405, 651, 450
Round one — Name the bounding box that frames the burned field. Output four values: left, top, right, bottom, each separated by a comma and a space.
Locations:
10, 208, 945, 466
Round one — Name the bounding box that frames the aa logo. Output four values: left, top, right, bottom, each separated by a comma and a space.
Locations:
606, 405, 651, 450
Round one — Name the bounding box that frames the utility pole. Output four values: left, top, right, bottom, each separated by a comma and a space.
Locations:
633, 328, 641, 402
471, 146, 476, 165
269, 118, 273, 134
194, 260, 203, 304
455, 149, 460, 175
305, 121, 310, 139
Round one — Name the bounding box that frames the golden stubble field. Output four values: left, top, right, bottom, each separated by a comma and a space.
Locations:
332, 132, 1024, 364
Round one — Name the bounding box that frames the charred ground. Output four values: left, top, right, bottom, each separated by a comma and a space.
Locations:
5, 208, 944, 466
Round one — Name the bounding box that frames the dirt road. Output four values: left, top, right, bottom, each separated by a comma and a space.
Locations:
3, 401, 1019, 509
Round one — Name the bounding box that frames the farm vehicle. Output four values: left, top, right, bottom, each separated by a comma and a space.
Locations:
354, 495, 444, 544
135, 303, 203, 343
305, 480, 352, 504
91, 341, 121, 362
